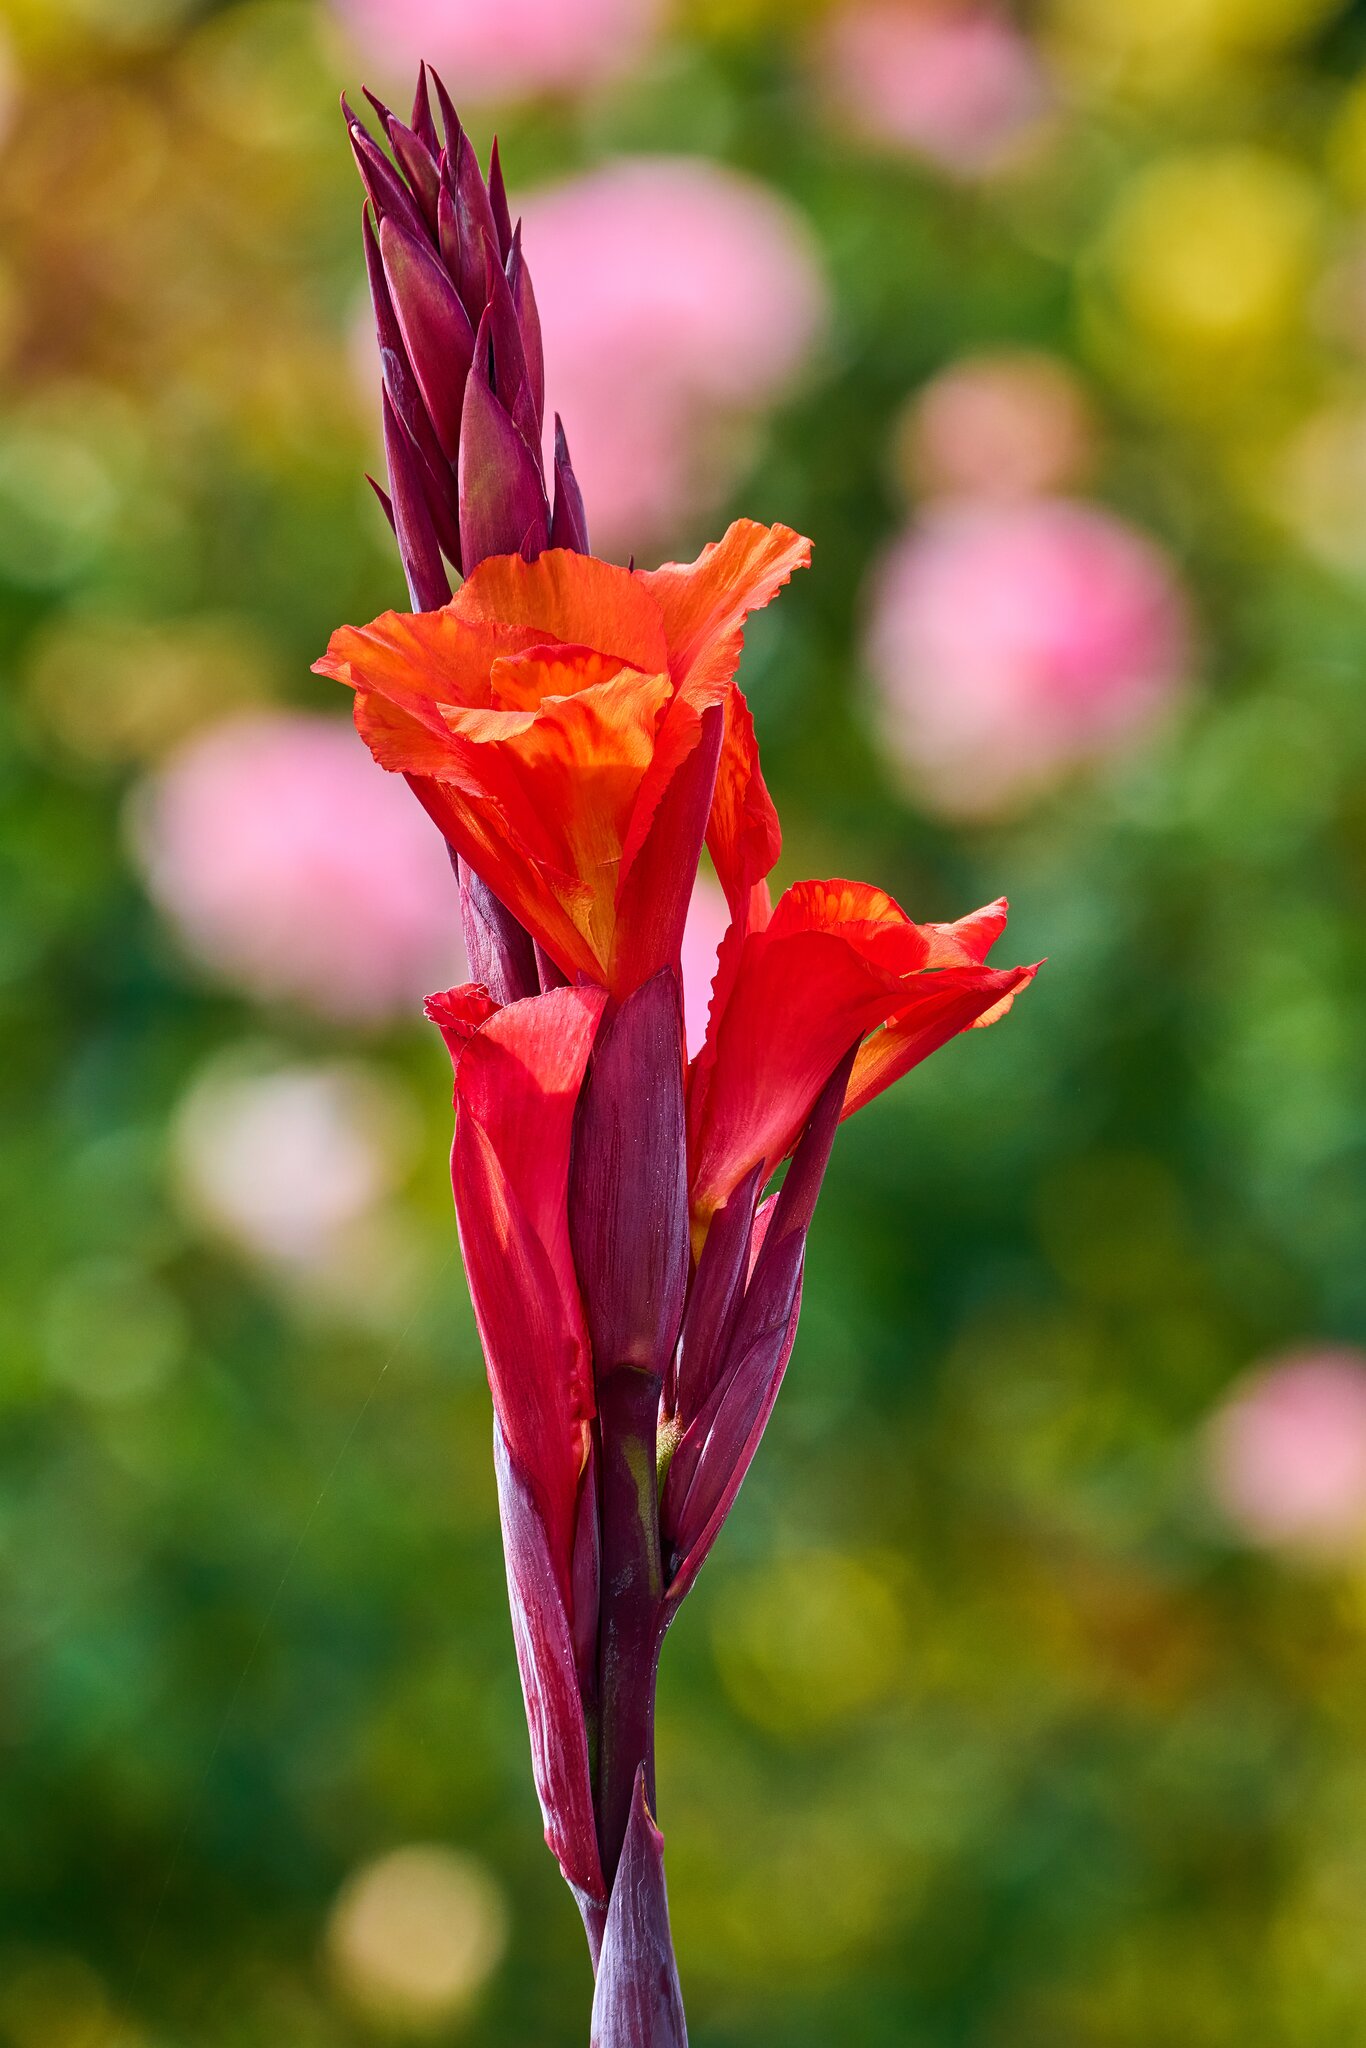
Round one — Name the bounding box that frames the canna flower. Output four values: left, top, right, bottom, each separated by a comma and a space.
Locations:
314, 521, 808, 999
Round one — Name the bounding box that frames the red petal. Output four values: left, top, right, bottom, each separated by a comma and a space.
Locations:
452, 985, 608, 1593
925, 896, 1010, 966
687, 925, 904, 1225
706, 681, 782, 924
424, 981, 500, 1073
843, 962, 1040, 1120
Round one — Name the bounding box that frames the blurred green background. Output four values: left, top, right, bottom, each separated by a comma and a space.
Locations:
3, 0, 1366, 2043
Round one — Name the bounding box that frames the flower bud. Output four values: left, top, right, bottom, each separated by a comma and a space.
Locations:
569, 971, 689, 1382
347, 65, 591, 588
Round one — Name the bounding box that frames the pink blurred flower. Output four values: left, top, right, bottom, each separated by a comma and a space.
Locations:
130, 711, 464, 1022
519, 159, 829, 554
173, 1053, 407, 1266
1206, 1349, 1366, 1557
680, 872, 729, 1061
865, 499, 1191, 816
333, 0, 661, 101
819, 1, 1050, 178
900, 351, 1096, 505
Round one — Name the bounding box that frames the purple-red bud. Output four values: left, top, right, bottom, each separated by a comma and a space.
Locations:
378, 214, 475, 463
493, 1420, 607, 1910
382, 111, 441, 234
350, 77, 573, 594
569, 970, 690, 1382
439, 118, 503, 324
344, 97, 429, 246
380, 387, 450, 611
551, 416, 591, 553
457, 858, 540, 1005
481, 234, 538, 448
507, 224, 546, 440
661, 1043, 858, 1596
488, 137, 515, 261
458, 323, 549, 569
670, 1159, 762, 1421
410, 62, 439, 157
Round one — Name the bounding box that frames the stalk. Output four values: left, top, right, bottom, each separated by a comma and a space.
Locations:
595, 1363, 666, 1883
591, 1363, 687, 2046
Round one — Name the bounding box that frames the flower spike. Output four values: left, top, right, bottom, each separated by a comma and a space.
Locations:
323, 65, 1038, 2045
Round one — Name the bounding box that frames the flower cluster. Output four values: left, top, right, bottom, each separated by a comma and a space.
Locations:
320, 70, 1036, 2042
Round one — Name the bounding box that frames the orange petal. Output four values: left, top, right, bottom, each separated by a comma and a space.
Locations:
356, 665, 674, 984
469, 669, 673, 962
641, 521, 810, 920
353, 687, 496, 782
314, 605, 542, 715
767, 878, 909, 937
489, 643, 636, 711
640, 519, 812, 696
405, 768, 603, 987
455, 546, 669, 674
353, 694, 600, 980
766, 877, 943, 980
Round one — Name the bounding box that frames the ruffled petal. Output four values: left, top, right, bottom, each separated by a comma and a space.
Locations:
314, 605, 540, 715
641, 521, 810, 921
455, 546, 669, 674
640, 519, 811, 697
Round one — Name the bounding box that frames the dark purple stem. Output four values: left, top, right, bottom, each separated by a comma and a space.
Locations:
595, 1364, 665, 1888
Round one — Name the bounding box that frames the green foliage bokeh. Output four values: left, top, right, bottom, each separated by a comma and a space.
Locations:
2, 2, 1366, 2044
